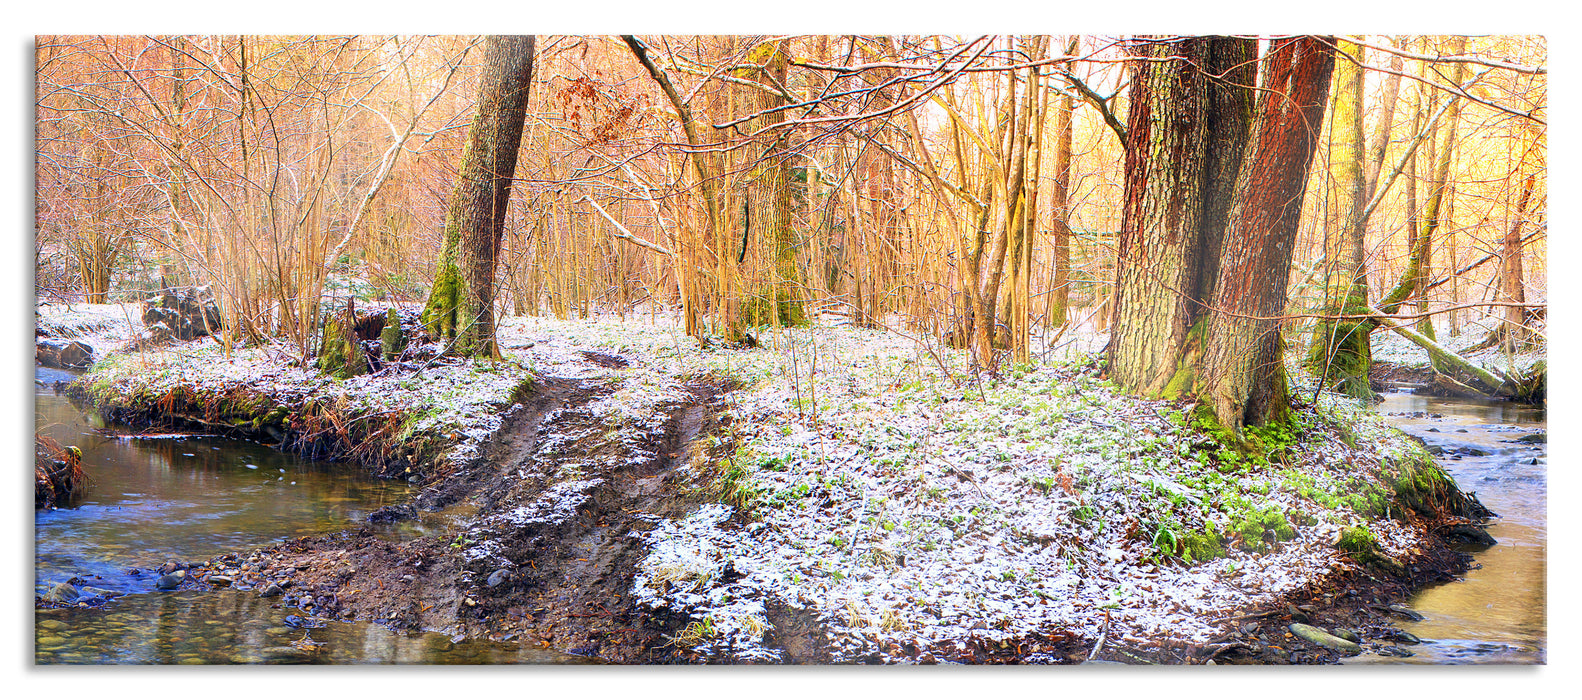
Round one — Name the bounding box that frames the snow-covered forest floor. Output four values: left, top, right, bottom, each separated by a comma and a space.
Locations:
46, 303, 1472, 662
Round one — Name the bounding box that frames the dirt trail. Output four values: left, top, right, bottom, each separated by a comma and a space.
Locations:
192, 365, 748, 663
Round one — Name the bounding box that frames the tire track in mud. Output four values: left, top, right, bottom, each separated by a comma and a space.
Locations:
206, 364, 744, 664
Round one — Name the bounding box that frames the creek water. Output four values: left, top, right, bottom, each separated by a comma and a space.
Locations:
1345, 391, 1547, 665
33, 367, 580, 664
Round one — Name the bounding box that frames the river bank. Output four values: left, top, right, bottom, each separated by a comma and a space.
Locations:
41, 305, 1502, 664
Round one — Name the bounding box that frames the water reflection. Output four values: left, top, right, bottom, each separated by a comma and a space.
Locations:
35, 380, 416, 595
35, 590, 589, 664
33, 368, 583, 665
1347, 391, 1546, 665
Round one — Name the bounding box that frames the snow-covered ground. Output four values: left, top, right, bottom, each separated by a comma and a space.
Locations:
35, 302, 145, 357
49, 304, 1447, 662
494, 314, 1436, 662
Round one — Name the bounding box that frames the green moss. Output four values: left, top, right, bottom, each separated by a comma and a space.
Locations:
1336, 524, 1405, 575
1158, 319, 1206, 401
1229, 504, 1298, 553
1336, 525, 1376, 554
1178, 523, 1226, 563
740, 291, 808, 329
1382, 451, 1453, 517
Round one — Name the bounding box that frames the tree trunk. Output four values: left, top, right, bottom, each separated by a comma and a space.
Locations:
1306, 38, 1374, 399
1497, 172, 1536, 348
1108, 36, 1254, 398
1047, 40, 1076, 328
1198, 36, 1335, 432
421, 36, 535, 358
740, 39, 806, 327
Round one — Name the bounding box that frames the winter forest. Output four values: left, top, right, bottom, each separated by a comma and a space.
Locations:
33, 34, 1548, 669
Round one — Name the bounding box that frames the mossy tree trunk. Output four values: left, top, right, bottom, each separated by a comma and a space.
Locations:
740, 38, 807, 327
1306, 39, 1374, 399
318, 298, 368, 379
421, 35, 536, 359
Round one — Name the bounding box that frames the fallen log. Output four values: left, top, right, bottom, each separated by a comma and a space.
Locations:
1365, 304, 1542, 402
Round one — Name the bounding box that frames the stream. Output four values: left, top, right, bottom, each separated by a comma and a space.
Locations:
33, 366, 582, 664
1346, 391, 1547, 665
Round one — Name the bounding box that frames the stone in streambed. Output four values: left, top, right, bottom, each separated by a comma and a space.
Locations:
1388, 630, 1422, 645
1288, 623, 1361, 653
1443, 523, 1497, 547
45, 582, 80, 603
1331, 627, 1361, 643
155, 572, 184, 591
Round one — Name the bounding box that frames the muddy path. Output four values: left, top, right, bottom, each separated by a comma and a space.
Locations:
188, 369, 741, 663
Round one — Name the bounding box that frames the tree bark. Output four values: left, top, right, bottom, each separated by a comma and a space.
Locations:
1199, 36, 1335, 432
740, 39, 807, 327
1047, 39, 1076, 328
1497, 172, 1536, 347
421, 35, 535, 358
623, 36, 720, 340
1378, 36, 1466, 363
1108, 36, 1254, 398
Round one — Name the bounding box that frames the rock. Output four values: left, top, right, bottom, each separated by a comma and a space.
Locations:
45, 582, 81, 603
487, 569, 511, 588
155, 573, 183, 591
368, 503, 417, 523
37, 619, 67, 631
1373, 603, 1426, 622
208, 575, 234, 586
142, 286, 222, 341
258, 582, 284, 598
1288, 623, 1361, 653
1377, 645, 1416, 658
1515, 432, 1547, 444
1388, 630, 1422, 645
1443, 523, 1498, 547
1331, 628, 1361, 643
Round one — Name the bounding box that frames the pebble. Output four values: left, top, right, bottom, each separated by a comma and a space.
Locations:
37, 619, 67, 631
